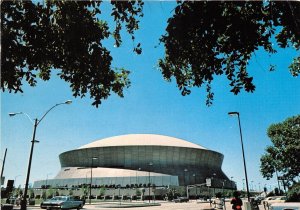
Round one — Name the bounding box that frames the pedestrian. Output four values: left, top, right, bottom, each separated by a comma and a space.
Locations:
231, 191, 243, 210
213, 192, 224, 210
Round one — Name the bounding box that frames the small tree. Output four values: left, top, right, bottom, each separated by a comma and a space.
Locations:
166, 188, 181, 200
177, 187, 186, 197
46, 188, 54, 199
81, 185, 88, 198
286, 182, 300, 202
69, 189, 73, 196
135, 188, 141, 196
42, 191, 46, 200
99, 187, 106, 197
29, 189, 35, 198
274, 188, 284, 196
14, 186, 22, 197
260, 115, 300, 185
141, 188, 145, 200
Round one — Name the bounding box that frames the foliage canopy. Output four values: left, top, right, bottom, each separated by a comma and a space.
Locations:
260, 115, 300, 184
2, 1, 300, 106
159, 1, 300, 105
1, 0, 143, 107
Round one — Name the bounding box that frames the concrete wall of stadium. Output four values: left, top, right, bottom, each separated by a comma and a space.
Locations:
57, 145, 231, 187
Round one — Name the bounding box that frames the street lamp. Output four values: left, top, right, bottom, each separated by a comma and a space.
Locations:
193, 174, 197, 199
230, 176, 234, 192
228, 111, 250, 201
212, 173, 216, 195
264, 184, 267, 192
222, 180, 226, 195
184, 169, 188, 198
183, 169, 188, 185
9, 100, 72, 210
136, 168, 141, 186
90, 157, 98, 204
148, 162, 153, 203
45, 173, 52, 188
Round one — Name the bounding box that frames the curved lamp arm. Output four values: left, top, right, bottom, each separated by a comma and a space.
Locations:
9, 100, 71, 125
37, 100, 72, 125
8, 112, 34, 124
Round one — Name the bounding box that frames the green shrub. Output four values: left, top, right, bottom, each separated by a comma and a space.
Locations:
286, 182, 300, 202
135, 188, 141, 196
99, 187, 106, 196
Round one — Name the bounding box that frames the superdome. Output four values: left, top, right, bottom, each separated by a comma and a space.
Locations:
34, 134, 235, 190
79, 134, 207, 150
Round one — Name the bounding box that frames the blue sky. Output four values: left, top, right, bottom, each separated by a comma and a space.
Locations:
1, 2, 299, 191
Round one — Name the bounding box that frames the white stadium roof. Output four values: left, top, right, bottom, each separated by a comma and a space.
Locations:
79, 134, 207, 150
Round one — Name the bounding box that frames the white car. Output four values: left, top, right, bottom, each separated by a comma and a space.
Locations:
262, 196, 286, 208
40, 196, 84, 209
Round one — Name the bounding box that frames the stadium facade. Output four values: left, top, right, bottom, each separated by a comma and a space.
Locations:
33, 134, 235, 189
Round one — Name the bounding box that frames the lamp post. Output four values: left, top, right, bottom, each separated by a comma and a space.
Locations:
9, 100, 72, 210
45, 173, 52, 188
118, 184, 121, 205
212, 173, 216, 195
85, 171, 90, 185
228, 112, 250, 202
90, 157, 98, 204
136, 168, 141, 186
148, 162, 153, 203
184, 169, 188, 198
242, 179, 245, 191
230, 176, 234, 193
193, 174, 197, 199
264, 184, 267, 193
222, 180, 226, 195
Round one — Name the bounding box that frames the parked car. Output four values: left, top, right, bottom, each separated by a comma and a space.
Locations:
270, 203, 300, 210
262, 196, 286, 208
40, 196, 84, 209
254, 196, 265, 205
173, 197, 189, 203
6, 197, 16, 204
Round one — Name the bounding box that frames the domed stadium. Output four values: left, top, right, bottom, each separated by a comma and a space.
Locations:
34, 134, 235, 189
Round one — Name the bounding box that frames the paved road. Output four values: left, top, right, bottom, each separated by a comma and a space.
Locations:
11, 201, 266, 210
85, 202, 265, 210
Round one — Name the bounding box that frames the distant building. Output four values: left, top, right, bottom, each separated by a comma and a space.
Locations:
33, 134, 235, 189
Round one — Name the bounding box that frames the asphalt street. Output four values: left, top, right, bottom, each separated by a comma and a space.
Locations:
9, 201, 267, 210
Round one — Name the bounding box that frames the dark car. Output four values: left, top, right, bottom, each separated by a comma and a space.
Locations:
6, 197, 16, 204
40, 196, 84, 209
270, 203, 300, 210
174, 197, 189, 203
